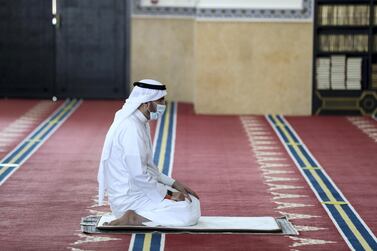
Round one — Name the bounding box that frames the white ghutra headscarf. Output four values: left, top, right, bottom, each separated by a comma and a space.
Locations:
97, 79, 167, 206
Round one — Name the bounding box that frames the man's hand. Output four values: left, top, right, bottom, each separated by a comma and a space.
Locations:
171, 192, 186, 201
172, 180, 200, 202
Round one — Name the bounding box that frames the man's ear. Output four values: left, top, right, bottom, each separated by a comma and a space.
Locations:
148, 101, 155, 111
144, 102, 152, 111
140, 103, 148, 111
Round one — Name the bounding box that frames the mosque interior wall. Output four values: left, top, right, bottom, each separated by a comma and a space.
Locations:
131, 17, 313, 115
131, 17, 195, 103
194, 21, 313, 115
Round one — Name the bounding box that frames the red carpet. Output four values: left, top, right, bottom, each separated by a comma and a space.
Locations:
1, 101, 373, 250
0, 99, 38, 130
0, 100, 125, 250
286, 116, 377, 236
0, 99, 61, 159
165, 104, 293, 251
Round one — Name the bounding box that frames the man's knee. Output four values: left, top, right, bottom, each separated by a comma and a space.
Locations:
176, 199, 201, 226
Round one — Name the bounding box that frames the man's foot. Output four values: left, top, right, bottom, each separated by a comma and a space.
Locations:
105, 210, 150, 226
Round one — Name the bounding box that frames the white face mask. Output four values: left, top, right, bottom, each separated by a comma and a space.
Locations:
149, 103, 166, 120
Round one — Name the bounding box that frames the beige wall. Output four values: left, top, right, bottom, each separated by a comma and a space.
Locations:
131, 17, 195, 103
194, 21, 313, 115
131, 17, 313, 115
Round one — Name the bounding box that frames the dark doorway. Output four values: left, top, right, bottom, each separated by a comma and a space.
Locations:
0, 0, 129, 99
56, 0, 129, 98
0, 0, 54, 98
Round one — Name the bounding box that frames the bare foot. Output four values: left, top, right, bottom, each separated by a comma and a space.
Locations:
105, 210, 149, 226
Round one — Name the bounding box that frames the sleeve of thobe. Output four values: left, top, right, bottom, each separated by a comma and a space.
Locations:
158, 173, 175, 186
146, 158, 175, 186
120, 127, 166, 203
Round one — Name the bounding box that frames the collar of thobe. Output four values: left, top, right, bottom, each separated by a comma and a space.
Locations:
134, 109, 148, 124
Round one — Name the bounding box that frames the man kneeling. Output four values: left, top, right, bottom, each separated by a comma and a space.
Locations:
97, 79, 201, 227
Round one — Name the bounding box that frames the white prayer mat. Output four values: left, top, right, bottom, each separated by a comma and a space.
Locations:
97, 214, 280, 231
81, 214, 298, 235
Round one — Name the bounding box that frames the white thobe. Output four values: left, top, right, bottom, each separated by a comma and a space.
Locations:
103, 109, 200, 227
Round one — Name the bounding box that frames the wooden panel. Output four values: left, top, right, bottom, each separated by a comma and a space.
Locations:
0, 0, 54, 98
56, 0, 129, 98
